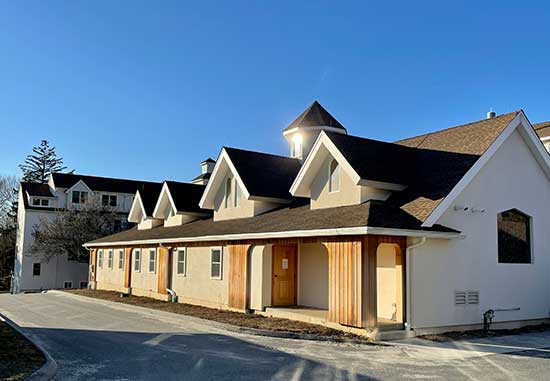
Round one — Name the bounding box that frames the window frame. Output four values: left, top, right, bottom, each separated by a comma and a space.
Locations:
134, 249, 141, 272
118, 249, 125, 270
102, 194, 118, 207
328, 159, 340, 193
71, 190, 88, 205
234, 180, 240, 208
32, 263, 41, 276
210, 247, 223, 280
98, 249, 104, 268
176, 248, 187, 276
79, 281, 88, 288
497, 209, 533, 265
107, 249, 113, 269
148, 248, 157, 274
63, 281, 73, 289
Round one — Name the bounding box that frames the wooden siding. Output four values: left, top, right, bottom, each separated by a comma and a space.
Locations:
324, 239, 363, 327
227, 244, 250, 310
89, 248, 97, 282
124, 248, 132, 288
157, 246, 169, 295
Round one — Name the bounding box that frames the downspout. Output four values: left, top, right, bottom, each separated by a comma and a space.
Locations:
159, 243, 176, 302
405, 237, 426, 331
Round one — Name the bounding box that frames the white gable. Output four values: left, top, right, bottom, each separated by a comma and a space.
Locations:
128, 191, 147, 223
152, 182, 177, 219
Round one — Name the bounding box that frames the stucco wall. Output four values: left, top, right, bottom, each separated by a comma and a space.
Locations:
298, 243, 328, 309
213, 174, 255, 221
249, 245, 272, 310
171, 246, 229, 308
96, 248, 125, 291
411, 129, 550, 329
130, 248, 159, 297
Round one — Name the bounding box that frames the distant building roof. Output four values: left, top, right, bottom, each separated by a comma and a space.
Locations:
51, 173, 158, 194
200, 158, 216, 164
534, 121, 550, 139
284, 101, 346, 133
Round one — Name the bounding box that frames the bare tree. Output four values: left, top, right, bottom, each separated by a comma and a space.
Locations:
0, 175, 19, 228
30, 200, 122, 263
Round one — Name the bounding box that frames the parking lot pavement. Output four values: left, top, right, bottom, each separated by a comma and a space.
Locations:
2, 291, 550, 380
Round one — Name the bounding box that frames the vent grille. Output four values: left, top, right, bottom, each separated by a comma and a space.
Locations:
455, 290, 479, 305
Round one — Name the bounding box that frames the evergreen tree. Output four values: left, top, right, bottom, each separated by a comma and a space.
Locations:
19, 140, 67, 183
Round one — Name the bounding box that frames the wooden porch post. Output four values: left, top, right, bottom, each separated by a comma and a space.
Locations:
323, 239, 363, 328
157, 246, 169, 295
89, 248, 97, 287
227, 244, 251, 311
124, 247, 132, 289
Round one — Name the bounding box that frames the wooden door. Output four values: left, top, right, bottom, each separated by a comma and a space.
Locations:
272, 245, 297, 306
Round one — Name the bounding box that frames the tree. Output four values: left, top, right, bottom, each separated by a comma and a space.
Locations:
0, 175, 18, 290
0, 175, 19, 228
19, 140, 67, 183
30, 201, 122, 263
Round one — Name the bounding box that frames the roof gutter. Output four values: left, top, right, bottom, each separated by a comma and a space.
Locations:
83, 226, 462, 248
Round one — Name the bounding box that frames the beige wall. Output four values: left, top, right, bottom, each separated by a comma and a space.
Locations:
213, 174, 255, 221
310, 155, 390, 210
298, 243, 328, 309
377, 244, 398, 320
130, 248, 159, 297
95, 248, 127, 293
249, 245, 272, 310
171, 246, 229, 308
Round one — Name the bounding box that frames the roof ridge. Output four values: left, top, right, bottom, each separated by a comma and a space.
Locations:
52, 172, 160, 185
223, 146, 300, 161
395, 111, 520, 144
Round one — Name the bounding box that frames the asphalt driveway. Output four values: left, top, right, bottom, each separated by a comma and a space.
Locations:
1, 292, 550, 380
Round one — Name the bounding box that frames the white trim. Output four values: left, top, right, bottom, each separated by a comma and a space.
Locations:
148, 248, 157, 274
107, 249, 113, 269
328, 158, 340, 193
152, 182, 178, 218
423, 111, 550, 227
64, 180, 94, 196
199, 148, 251, 209
210, 247, 223, 280
128, 190, 147, 223
283, 125, 347, 137
133, 248, 141, 272
118, 248, 125, 270
175, 248, 187, 276
85, 226, 461, 248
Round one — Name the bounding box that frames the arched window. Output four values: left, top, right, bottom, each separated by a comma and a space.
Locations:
497, 209, 531, 264
328, 159, 340, 192
224, 178, 232, 208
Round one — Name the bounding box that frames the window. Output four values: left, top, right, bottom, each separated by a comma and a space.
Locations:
98, 249, 104, 268
102, 194, 117, 207
32, 198, 40, 206
328, 159, 340, 192
41, 199, 49, 206
224, 178, 232, 208
148, 249, 157, 273
64, 281, 73, 289
80, 281, 88, 288
210, 247, 222, 279
31, 198, 50, 207
176, 248, 186, 276
118, 249, 125, 270
72, 191, 88, 204
291, 133, 303, 159
107, 250, 113, 269
234, 181, 240, 207
497, 209, 532, 264
134, 249, 141, 272
32, 263, 41, 276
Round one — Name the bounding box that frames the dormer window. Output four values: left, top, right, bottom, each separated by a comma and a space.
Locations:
291, 134, 303, 159
72, 191, 88, 204
31, 198, 50, 207
224, 178, 232, 208
328, 159, 340, 193
102, 194, 117, 207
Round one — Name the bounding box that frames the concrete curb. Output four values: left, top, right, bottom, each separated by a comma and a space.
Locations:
0, 313, 58, 381
55, 290, 377, 346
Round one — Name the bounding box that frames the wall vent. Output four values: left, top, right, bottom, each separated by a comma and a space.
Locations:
455, 290, 479, 305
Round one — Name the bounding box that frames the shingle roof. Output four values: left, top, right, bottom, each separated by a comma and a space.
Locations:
136, 182, 163, 217
21, 182, 55, 197
396, 111, 519, 154
87, 200, 457, 245
284, 101, 346, 133
201, 158, 216, 164
51, 173, 158, 194
224, 147, 302, 200
165, 181, 211, 215
534, 121, 550, 139
191, 172, 211, 183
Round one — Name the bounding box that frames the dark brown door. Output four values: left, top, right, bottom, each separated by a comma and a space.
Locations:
272, 245, 297, 306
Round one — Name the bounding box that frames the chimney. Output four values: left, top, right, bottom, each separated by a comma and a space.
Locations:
487, 109, 496, 119
191, 158, 216, 185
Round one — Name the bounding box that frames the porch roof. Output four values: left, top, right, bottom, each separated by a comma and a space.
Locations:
86, 200, 459, 247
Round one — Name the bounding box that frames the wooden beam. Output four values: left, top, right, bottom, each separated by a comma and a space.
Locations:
124, 248, 132, 289
227, 244, 251, 311
89, 248, 97, 283
157, 246, 169, 295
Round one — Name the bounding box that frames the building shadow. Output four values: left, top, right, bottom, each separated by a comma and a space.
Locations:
24, 327, 379, 381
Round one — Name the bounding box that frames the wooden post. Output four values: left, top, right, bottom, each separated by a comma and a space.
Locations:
89, 248, 97, 284
124, 247, 132, 289
157, 246, 169, 295
227, 244, 251, 311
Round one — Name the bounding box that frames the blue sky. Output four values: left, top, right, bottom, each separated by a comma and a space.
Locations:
1, 1, 549, 182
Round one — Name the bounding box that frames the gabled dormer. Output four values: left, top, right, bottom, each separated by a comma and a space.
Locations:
283, 101, 347, 160
128, 182, 163, 230
152, 181, 211, 227
199, 147, 301, 221
290, 131, 411, 210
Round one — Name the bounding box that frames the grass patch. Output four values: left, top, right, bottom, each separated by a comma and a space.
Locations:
421, 323, 550, 342
0, 320, 45, 381
67, 289, 371, 342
